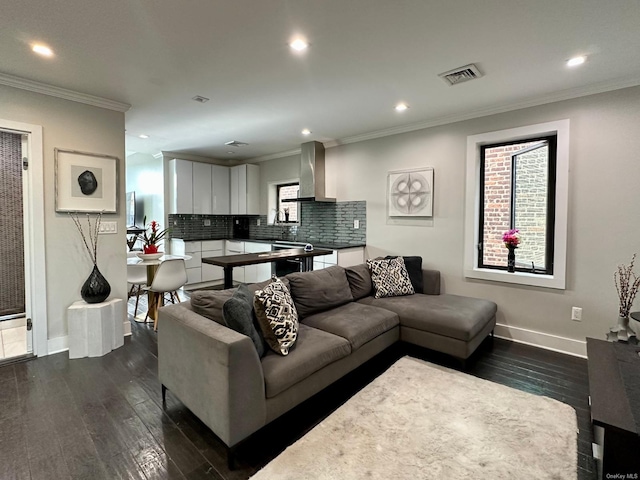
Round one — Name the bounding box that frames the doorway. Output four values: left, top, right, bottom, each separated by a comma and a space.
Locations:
0, 119, 46, 359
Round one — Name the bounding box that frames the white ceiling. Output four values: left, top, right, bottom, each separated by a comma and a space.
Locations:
2, 0, 640, 161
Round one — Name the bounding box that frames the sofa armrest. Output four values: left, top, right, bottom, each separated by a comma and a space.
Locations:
158, 303, 266, 447
422, 269, 441, 295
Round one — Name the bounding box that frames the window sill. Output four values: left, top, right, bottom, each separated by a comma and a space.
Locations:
464, 267, 565, 290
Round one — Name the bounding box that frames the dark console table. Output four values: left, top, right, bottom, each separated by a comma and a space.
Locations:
587, 338, 640, 479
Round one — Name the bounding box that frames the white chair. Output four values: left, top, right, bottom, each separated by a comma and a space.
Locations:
144, 258, 188, 330
127, 251, 147, 318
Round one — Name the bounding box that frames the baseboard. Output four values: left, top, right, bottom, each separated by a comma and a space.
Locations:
47, 321, 131, 355
494, 323, 587, 358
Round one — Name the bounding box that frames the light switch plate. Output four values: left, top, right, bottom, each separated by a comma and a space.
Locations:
98, 221, 117, 234
353, 219, 360, 229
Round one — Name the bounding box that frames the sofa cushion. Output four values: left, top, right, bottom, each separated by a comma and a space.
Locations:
190, 289, 235, 325
222, 284, 266, 357
358, 293, 497, 341
367, 257, 415, 299
286, 266, 354, 319
254, 278, 299, 355
385, 256, 423, 294
261, 324, 351, 398
345, 264, 373, 301
302, 302, 399, 350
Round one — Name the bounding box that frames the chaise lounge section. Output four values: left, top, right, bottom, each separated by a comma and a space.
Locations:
158, 262, 497, 464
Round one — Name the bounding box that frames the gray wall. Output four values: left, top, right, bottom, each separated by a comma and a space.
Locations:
318, 86, 640, 348
0, 84, 126, 345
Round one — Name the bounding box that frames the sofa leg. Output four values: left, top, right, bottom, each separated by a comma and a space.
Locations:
161, 384, 167, 404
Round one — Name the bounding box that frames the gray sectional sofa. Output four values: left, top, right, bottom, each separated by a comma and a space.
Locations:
157, 263, 497, 464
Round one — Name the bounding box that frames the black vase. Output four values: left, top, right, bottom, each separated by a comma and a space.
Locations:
507, 246, 516, 273
81, 264, 111, 304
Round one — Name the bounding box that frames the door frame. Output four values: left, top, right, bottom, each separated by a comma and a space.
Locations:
0, 119, 47, 357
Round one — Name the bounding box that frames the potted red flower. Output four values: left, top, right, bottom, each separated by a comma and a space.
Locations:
139, 217, 170, 254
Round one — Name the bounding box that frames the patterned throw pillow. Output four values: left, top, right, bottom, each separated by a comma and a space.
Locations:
366, 257, 415, 299
253, 278, 299, 355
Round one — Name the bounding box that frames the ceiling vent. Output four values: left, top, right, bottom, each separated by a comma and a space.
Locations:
191, 95, 210, 103
438, 64, 483, 86
224, 140, 249, 147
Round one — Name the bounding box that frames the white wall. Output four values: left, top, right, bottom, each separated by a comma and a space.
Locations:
126, 152, 164, 227
0, 84, 126, 348
319, 86, 640, 353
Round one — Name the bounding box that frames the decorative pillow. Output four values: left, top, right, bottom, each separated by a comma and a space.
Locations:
222, 284, 266, 358
191, 289, 236, 325
366, 257, 415, 299
385, 255, 423, 294
254, 278, 299, 355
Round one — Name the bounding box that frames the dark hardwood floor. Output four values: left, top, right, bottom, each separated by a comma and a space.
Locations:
0, 296, 596, 479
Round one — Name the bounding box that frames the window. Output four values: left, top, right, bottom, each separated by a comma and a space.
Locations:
464, 120, 569, 289
479, 135, 556, 274
277, 183, 299, 223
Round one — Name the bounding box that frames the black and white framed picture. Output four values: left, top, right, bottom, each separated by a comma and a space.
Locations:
387, 167, 434, 217
55, 148, 118, 213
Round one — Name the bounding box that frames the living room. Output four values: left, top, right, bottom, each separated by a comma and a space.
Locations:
1, 1, 639, 479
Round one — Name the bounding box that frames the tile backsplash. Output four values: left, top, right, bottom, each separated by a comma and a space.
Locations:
169, 200, 366, 245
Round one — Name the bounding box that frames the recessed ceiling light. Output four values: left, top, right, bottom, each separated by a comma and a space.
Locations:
395, 103, 409, 112
139, 134, 149, 139
32, 44, 53, 57
289, 39, 309, 52
567, 56, 586, 67
301, 129, 311, 135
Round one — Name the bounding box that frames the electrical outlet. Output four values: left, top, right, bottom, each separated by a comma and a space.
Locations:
571, 307, 582, 322
204, 219, 211, 226
353, 219, 360, 229
257, 218, 261, 226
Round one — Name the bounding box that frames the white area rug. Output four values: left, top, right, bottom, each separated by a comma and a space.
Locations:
251, 356, 577, 480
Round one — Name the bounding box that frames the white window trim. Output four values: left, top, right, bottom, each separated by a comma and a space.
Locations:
464, 119, 569, 289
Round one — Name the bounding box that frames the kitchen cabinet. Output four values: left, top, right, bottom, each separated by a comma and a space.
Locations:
230, 164, 259, 215
168, 159, 230, 215
313, 247, 364, 271
244, 242, 272, 283
225, 240, 245, 283
168, 159, 193, 214
201, 240, 224, 282
170, 239, 203, 285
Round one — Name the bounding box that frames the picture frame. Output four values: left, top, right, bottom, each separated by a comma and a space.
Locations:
55, 148, 119, 213
387, 167, 434, 217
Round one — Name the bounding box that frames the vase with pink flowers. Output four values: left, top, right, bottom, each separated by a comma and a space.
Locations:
502, 229, 521, 273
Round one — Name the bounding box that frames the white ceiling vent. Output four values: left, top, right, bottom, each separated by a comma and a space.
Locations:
224, 140, 249, 147
438, 64, 483, 86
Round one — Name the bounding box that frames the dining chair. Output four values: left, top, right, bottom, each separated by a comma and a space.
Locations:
127, 251, 147, 318
144, 258, 188, 330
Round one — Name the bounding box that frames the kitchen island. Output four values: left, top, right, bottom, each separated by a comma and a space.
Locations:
202, 247, 334, 289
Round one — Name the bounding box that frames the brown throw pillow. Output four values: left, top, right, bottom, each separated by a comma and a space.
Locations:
254, 278, 299, 355
366, 257, 415, 299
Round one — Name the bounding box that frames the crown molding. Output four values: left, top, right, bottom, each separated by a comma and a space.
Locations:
250, 148, 302, 163
0, 72, 130, 112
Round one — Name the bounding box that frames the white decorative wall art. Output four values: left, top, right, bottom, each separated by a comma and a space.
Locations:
387, 167, 433, 217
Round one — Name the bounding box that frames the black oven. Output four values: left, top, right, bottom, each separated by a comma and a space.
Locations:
272, 242, 307, 277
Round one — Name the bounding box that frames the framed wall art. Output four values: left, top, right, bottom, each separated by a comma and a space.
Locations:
55, 148, 119, 213
388, 167, 434, 217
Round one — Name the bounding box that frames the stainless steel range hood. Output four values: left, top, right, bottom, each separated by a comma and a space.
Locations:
282, 141, 335, 203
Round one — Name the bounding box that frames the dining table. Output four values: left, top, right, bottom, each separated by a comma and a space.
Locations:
127, 253, 192, 323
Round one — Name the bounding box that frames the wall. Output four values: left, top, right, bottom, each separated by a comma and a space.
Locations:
0, 84, 126, 349
126, 152, 164, 227
315, 86, 640, 354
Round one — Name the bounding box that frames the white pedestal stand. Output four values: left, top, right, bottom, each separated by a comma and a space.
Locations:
67, 298, 125, 359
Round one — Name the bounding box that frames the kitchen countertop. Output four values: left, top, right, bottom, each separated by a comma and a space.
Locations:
170, 236, 365, 250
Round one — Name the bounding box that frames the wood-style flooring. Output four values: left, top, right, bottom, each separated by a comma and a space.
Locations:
0, 298, 596, 479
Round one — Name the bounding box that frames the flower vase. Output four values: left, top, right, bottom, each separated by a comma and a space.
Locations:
507, 245, 516, 273
81, 264, 111, 304
606, 314, 636, 342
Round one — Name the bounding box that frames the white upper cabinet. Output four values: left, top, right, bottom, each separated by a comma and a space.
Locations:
212, 164, 230, 214
230, 164, 259, 215
168, 159, 231, 215
192, 162, 213, 215
168, 159, 193, 214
